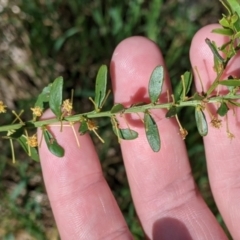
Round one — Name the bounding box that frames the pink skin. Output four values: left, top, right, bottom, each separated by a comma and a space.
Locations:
38, 24, 240, 239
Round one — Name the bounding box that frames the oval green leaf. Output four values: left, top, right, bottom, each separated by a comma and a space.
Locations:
35, 83, 52, 108
195, 107, 208, 137
148, 65, 164, 103
193, 92, 205, 100
49, 76, 63, 119
217, 102, 229, 116
111, 103, 125, 114
235, 31, 240, 38
43, 129, 64, 157
113, 127, 138, 140
219, 17, 230, 28
212, 28, 233, 36
219, 79, 240, 86
94, 65, 107, 109
165, 106, 177, 118
228, 0, 240, 13
182, 71, 193, 96
174, 71, 192, 102
144, 113, 160, 152
78, 120, 89, 135
9, 127, 24, 139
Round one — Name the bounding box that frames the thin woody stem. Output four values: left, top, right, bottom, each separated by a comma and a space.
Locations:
206, 70, 224, 96
1, 94, 240, 133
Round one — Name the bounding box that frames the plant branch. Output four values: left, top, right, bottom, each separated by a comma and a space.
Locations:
1, 94, 240, 133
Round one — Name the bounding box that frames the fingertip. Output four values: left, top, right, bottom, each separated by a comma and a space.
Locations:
189, 24, 230, 90
190, 23, 225, 60
190, 23, 240, 94
191, 24, 222, 43
110, 36, 170, 104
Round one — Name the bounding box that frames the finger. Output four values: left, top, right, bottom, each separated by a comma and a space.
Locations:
190, 24, 240, 239
38, 110, 132, 239
111, 36, 226, 239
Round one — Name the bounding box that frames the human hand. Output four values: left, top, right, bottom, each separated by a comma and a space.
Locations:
38, 24, 240, 240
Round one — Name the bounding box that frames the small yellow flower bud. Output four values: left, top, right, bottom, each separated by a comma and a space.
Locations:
210, 117, 222, 129
0, 101, 7, 113
62, 99, 73, 114
26, 134, 38, 148
31, 106, 43, 117
87, 119, 98, 131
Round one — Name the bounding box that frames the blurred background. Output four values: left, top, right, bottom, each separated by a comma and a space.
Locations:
0, 0, 231, 239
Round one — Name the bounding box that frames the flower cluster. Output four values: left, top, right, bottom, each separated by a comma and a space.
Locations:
0, 101, 7, 113
26, 134, 38, 148
31, 106, 43, 117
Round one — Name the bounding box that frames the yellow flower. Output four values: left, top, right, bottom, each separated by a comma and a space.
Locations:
210, 117, 222, 129
62, 99, 73, 114
31, 106, 43, 117
0, 101, 7, 113
26, 134, 38, 148
86, 119, 104, 143
87, 119, 98, 131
